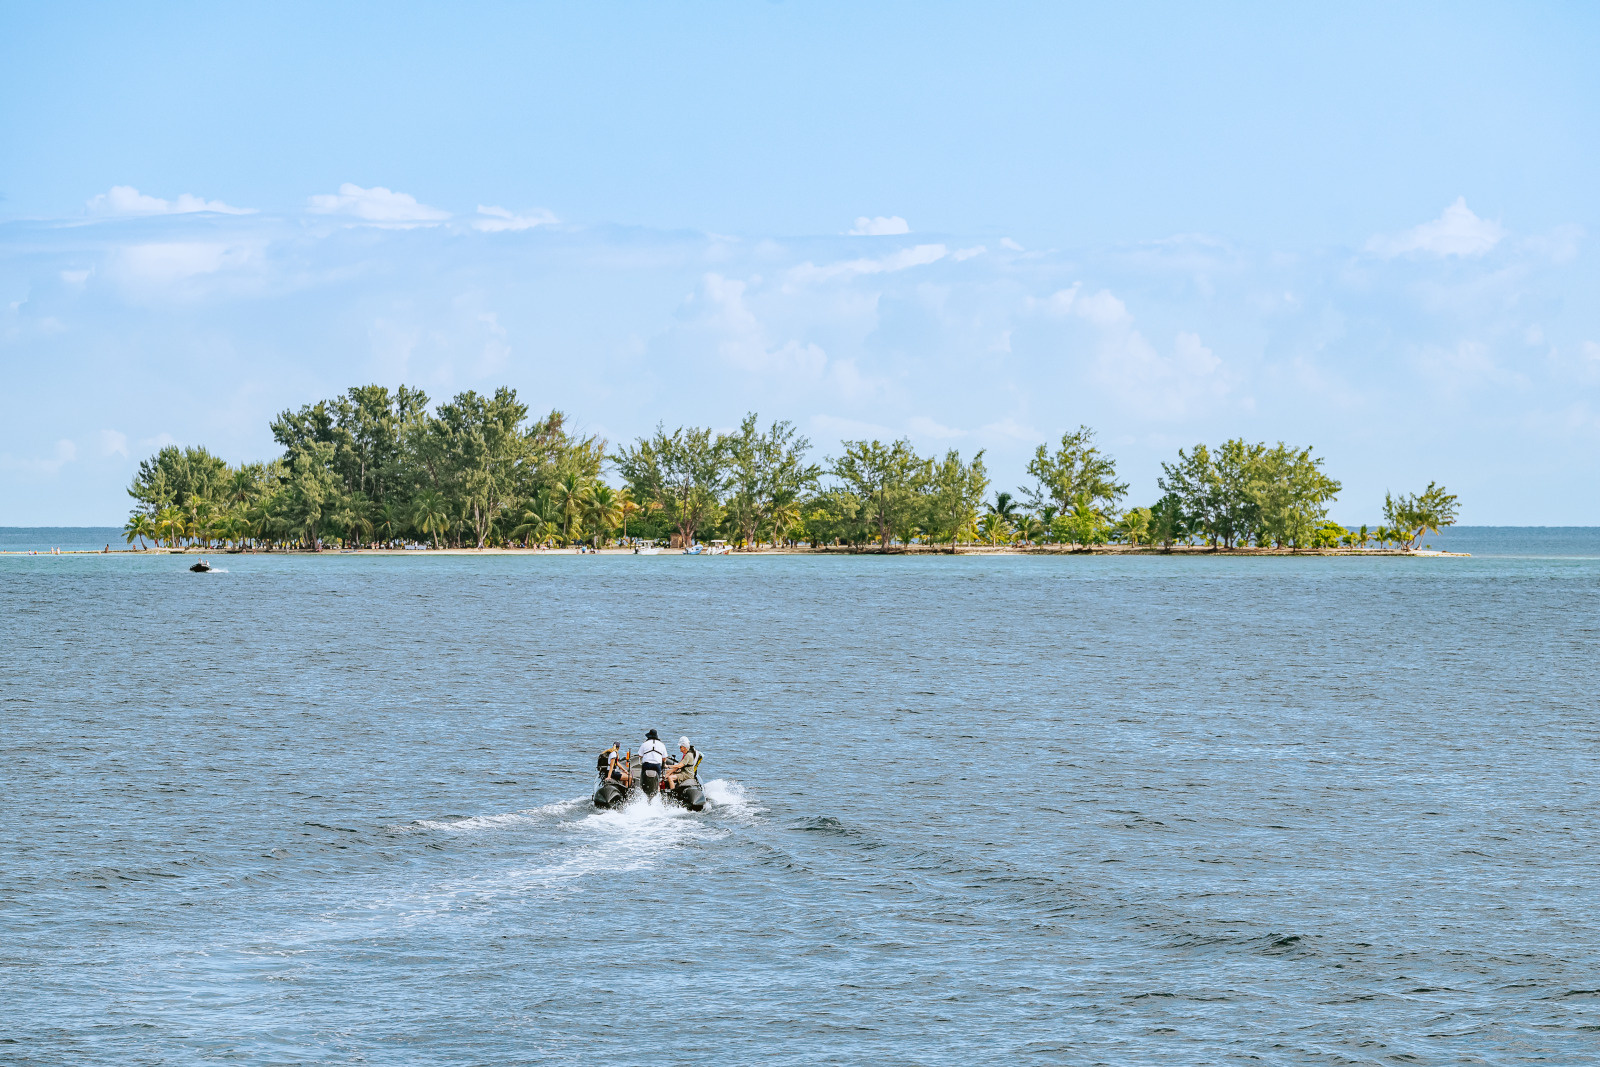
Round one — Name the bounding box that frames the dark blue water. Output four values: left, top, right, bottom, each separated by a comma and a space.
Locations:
4, 548, 1599, 1064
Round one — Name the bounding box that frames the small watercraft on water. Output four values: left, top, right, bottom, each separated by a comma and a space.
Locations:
592, 743, 708, 812
190, 560, 212, 572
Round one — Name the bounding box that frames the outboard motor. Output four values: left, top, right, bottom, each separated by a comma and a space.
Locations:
673, 779, 707, 812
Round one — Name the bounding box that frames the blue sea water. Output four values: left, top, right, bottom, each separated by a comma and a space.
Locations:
3, 541, 1599, 1064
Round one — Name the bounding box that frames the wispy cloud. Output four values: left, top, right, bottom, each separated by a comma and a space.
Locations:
107, 241, 263, 294
1368, 197, 1505, 258
906, 415, 967, 439
0, 439, 77, 477
789, 243, 947, 284
849, 216, 909, 236
87, 185, 254, 216
473, 205, 558, 232
308, 183, 450, 225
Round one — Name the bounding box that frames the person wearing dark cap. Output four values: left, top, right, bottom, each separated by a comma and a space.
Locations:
638, 729, 668, 798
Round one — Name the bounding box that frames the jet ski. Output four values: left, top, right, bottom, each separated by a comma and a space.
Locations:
190, 560, 212, 572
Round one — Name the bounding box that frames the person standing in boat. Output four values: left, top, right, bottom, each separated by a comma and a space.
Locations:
638, 729, 668, 797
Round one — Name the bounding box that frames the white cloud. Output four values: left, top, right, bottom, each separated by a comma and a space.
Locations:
1412, 339, 1521, 392
850, 216, 910, 236
1368, 197, 1505, 258
1000, 237, 1024, 252
308, 183, 450, 225
0, 439, 77, 477
906, 416, 967, 439
100, 429, 128, 457
1032, 284, 1131, 327
108, 242, 262, 291
473, 205, 558, 232
698, 273, 828, 377
87, 185, 254, 216
60, 269, 91, 285
978, 417, 1041, 441
950, 245, 986, 262
789, 244, 947, 284
1522, 223, 1583, 264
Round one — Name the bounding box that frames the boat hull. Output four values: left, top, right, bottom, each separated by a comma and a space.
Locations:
593, 779, 629, 810
666, 780, 706, 812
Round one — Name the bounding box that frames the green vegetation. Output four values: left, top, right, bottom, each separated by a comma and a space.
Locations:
122, 382, 1459, 552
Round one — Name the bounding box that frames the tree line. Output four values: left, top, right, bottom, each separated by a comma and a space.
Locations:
122, 383, 1458, 552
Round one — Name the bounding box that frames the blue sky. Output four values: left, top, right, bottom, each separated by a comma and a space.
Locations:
3, 2, 1598, 524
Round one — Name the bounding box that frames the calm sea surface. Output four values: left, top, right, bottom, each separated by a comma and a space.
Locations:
4, 537, 1599, 1064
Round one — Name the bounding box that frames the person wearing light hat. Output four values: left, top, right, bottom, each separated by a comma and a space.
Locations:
638, 729, 669, 798
666, 737, 701, 791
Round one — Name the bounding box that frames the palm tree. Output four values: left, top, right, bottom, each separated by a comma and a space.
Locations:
123, 513, 156, 550
768, 488, 802, 547
412, 489, 449, 549
191, 500, 218, 548
374, 500, 405, 547
1115, 507, 1151, 546
226, 468, 256, 507
155, 505, 184, 548
1014, 514, 1044, 545
989, 491, 1020, 522
552, 473, 586, 546
333, 492, 374, 549
617, 490, 643, 544
979, 512, 1012, 545
581, 483, 621, 548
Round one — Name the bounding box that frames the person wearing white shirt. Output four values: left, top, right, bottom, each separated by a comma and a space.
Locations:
638, 729, 669, 798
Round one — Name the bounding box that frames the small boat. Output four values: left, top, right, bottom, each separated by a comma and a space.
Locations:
190, 560, 212, 573
591, 750, 706, 811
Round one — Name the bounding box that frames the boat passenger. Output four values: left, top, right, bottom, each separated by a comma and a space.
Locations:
666, 737, 701, 789
638, 729, 668, 796
596, 743, 619, 779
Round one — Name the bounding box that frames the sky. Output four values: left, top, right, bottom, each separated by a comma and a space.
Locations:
2, 1, 1598, 525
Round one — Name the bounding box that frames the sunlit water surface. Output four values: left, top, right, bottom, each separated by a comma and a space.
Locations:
4, 542, 1599, 1064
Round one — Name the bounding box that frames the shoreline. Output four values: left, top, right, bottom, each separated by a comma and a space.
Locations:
2, 545, 1472, 558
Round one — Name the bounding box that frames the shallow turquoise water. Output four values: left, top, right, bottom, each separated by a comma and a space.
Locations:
4, 548, 1599, 1064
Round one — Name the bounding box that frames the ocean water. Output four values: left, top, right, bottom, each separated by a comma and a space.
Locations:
4, 544, 1599, 1064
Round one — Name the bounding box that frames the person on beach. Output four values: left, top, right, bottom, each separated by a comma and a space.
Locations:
665, 737, 701, 790
638, 729, 668, 797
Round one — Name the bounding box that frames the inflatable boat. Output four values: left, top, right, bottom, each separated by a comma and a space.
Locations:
592, 758, 707, 812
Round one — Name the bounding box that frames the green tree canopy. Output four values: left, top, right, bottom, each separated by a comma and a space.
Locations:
829, 439, 931, 549
1384, 482, 1460, 549
615, 424, 727, 546
1023, 425, 1128, 517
